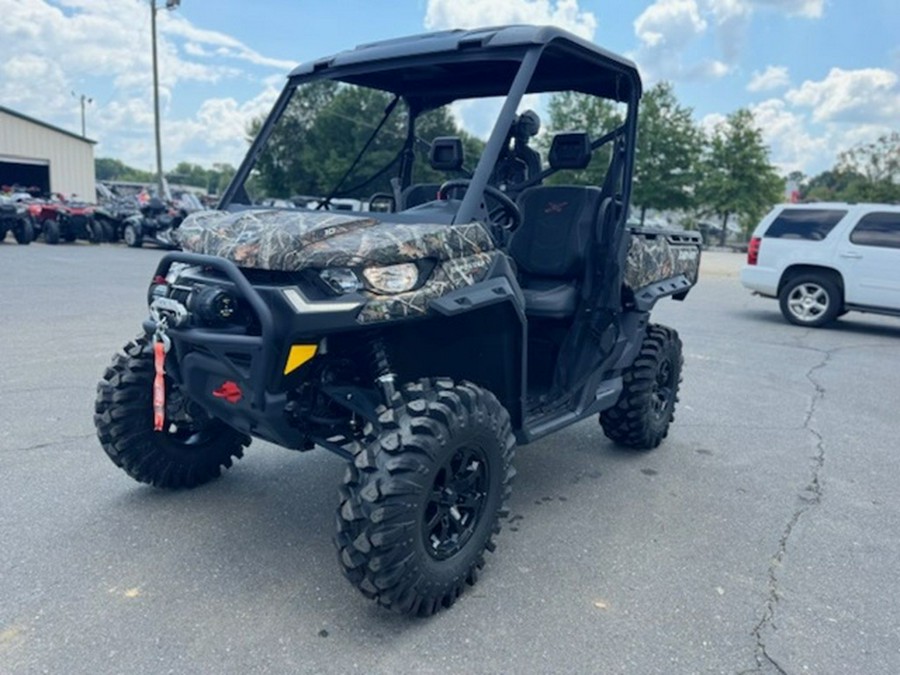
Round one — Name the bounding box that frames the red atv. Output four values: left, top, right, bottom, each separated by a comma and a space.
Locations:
29, 194, 103, 244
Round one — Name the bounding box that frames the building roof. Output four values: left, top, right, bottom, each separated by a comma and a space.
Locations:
0, 105, 97, 145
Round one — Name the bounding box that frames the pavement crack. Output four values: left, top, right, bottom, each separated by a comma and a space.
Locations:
3, 433, 96, 454
750, 346, 831, 674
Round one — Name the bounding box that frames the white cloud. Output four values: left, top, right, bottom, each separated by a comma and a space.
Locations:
424, 0, 597, 41
751, 0, 824, 18
749, 99, 828, 173
0, 0, 293, 169
707, 0, 823, 20
747, 65, 791, 92
635, 0, 707, 49
633, 0, 824, 84
633, 0, 732, 83
785, 67, 900, 123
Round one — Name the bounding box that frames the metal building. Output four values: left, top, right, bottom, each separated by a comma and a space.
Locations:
0, 106, 96, 200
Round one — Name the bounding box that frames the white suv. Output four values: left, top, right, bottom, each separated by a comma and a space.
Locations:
741, 203, 900, 327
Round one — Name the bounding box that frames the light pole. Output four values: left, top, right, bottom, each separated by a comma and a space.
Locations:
71, 91, 92, 138
150, 0, 181, 199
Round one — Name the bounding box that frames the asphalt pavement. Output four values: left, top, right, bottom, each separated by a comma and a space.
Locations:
1, 242, 899, 674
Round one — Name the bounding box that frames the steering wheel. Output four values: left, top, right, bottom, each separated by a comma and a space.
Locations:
437, 179, 522, 233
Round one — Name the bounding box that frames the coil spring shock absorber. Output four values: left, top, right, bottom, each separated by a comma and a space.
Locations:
370, 335, 397, 403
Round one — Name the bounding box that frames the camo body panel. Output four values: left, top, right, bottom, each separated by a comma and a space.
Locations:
357, 252, 497, 324
177, 209, 494, 269
624, 233, 701, 290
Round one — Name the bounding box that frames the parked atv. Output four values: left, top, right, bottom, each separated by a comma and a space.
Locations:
0, 195, 34, 244
28, 196, 102, 244
94, 25, 701, 616
121, 197, 183, 249
94, 183, 140, 242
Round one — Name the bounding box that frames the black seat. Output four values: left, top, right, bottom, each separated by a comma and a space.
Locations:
400, 136, 464, 210
507, 132, 600, 319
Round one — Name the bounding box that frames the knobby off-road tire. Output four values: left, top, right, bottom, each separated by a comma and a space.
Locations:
336, 378, 516, 616
123, 223, 143, 248
87, 220, 104, 244
43, 219, 60, 244
99, 220, 117, 243
778, 273, 842, 327
600, 324, 683, 450
94, 337, 249, 488
14, 219, 33, 244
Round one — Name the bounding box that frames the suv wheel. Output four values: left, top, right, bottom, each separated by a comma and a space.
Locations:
336, 378, 516, 616
94, 337, 249, 488
779, 274, 841, 327
600, 324, 683, 450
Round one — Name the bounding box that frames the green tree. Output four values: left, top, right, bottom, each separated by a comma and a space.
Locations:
802, 168, 867, 202
696, 109, 783, 245
247, 83, 486, 202
543, 91, 624, 185
631, 82, 702, 225
834, 132, 900, 203
94, 157, 154, 183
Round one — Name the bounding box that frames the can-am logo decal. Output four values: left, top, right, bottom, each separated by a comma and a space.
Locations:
544, 201, 569, 213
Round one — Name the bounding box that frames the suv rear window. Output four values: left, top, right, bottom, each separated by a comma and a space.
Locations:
764, 209, 847, 240
849, 212, 900, 249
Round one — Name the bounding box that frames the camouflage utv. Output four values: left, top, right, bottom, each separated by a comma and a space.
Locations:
94, 25, 701, 616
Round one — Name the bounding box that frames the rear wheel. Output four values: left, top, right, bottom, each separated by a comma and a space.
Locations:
778, 274, 842, 327
87, 220, 103, 244
100, 220, 116, 242
600, 324, 683, 450
336, 379, 516, 616
94, 337, 249, 488
43, 219, 60, 244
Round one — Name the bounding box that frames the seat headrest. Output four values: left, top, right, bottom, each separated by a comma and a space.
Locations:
429, 137, 464, 171
549, 132, 592, 170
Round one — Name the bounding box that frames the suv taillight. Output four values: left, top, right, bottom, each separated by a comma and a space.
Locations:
748, 237, 761, 265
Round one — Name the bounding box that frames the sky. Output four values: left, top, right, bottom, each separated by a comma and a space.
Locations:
1, 0, 897, 177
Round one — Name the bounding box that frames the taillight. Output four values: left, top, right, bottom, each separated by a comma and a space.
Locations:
748, 237, 761, 265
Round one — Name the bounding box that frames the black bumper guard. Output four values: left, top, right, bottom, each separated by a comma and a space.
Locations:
148, 252, 278, 411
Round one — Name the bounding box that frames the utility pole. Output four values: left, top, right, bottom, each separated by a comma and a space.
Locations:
150, 0, 181, 199
71, 91, 92, 137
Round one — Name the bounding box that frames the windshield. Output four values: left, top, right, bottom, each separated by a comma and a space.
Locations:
230, 81, 494, 210
224, 49, 635, 217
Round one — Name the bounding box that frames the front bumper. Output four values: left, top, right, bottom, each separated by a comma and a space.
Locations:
146, 252, 362, 448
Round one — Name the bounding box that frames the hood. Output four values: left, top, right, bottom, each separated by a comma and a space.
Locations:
177, 208, 494, 271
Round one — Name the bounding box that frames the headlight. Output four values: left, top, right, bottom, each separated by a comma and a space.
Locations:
362, 263, 419, 294
320, 268, 361, 294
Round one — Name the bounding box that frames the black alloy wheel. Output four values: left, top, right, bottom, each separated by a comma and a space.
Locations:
600, 324, 683, 450
423, 445, 490, 561
336, 378, 516, 616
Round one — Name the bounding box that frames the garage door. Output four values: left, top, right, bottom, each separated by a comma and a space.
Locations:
0, 157, 50, 195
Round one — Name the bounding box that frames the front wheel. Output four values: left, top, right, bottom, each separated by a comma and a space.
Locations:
43, 219, 60, 244
123, 223, 143, 248
336, 378, 516, 616
778, 274, 842, 327
14, 219, 34, 244
94, 337, 249, 488
600, 324, 683, 450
